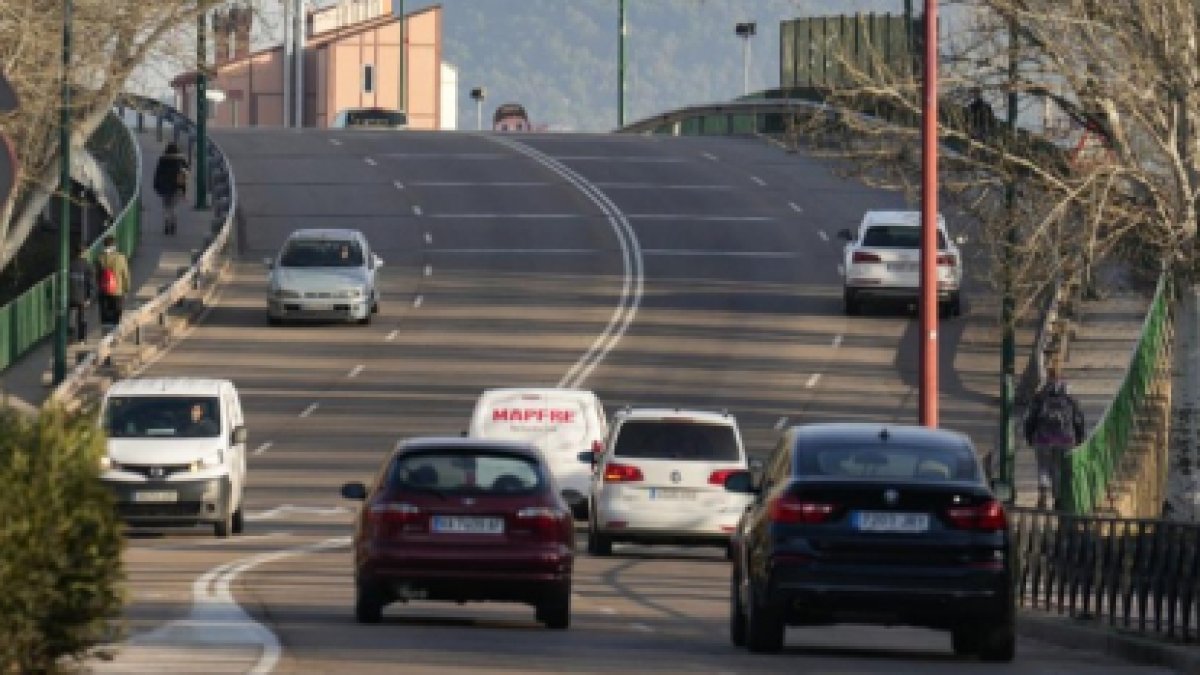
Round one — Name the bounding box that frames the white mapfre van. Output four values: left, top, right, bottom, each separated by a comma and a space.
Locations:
468, 388, 607, 518
99, 378, 248, 537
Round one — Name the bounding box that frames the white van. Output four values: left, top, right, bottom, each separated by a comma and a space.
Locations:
468, 388, 607, 518
99, 378, 248, 537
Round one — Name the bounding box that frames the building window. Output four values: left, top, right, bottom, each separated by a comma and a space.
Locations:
363, 64, 374, 94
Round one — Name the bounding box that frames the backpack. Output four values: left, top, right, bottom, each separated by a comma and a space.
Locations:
99, 266, 119, 296
1033, 388, 1075, 446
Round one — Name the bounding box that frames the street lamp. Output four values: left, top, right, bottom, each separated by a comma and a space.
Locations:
54, 0, 73, 385
470, 86, 486, 131
735, 21, 757, 96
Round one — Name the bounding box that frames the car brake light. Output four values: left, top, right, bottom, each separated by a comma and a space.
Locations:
367, 501, 425, 535
945, 499, 1007, 532
768, 494, 837, 525
937, 253, 956, 267
603, 463, 644, 482
517, 506, 566, 541
708, 469, 745, 486
852, 251, 882, 263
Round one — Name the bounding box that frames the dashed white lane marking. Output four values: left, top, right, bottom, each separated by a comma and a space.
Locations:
702, 152, 719, 161
599, 607, 618, 615
424, 264, 432, 277
631, 623, 655, 633
818, 230, 829, 242
412, 205, 423, 216
246, 505, 352, 522
364, 157, 376, 166
832, 334, 844, 348
348, 364, 365, 378
750, 175, 767, 186
789, 201, 803, 213
385, 330, 399, 341
774, 416, 789, 431
329, 138, 342, 146
252, 442, 273, 456
299, 403, 319, 418
413, 295, 424, 308
837, 263, 845, 276
806, 373, 822, 389
393, 180, 405, 190
424, 232, 433, 244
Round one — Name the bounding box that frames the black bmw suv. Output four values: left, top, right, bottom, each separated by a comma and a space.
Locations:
726, 423, 1014, 661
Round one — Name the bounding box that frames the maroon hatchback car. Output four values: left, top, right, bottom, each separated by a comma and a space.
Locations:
341, 438, 575, 628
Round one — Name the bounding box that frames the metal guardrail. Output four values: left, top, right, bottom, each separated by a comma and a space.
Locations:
0, 112, 141, 372
47, 95, 237, 409
1012, 506, 1199, 643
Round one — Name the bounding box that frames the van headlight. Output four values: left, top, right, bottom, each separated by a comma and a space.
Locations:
99, 456, 117, 471
190, 451, 225, 472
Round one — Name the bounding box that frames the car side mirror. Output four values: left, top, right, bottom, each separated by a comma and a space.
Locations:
263, 257, 274, 269
373, 254, 384, 269
723, 470, 756, 495
990, 479, 1014, 504
837, 228, 854, 241
577, 450, 596, 465
231, 426, 248, 445
341, 481, 368, 500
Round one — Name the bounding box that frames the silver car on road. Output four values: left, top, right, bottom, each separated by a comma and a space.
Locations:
265, 229, 382, 325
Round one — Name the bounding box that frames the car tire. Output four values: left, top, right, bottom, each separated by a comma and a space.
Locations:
267, 314, 282, 326
729, 572, 747, 647
843, 290, 859, 316
214, 507, 233, 538
231, 505, 245, 535
745, 585, 785, 653
355, 583, 385, 624
977, 620, 1016, 662
536, 587, 571, 630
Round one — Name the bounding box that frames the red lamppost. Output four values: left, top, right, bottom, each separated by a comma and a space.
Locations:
919, 0, 940, 427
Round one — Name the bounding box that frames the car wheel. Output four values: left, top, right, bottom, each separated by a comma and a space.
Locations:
729, 572, 747, 647
267, 314, 282, 326
587, 510, 612, 556
214, 507, 233, 538
976, 620, 1016, 662
231, 505, 245, 535
536, 586, 571, 630
843, 290, 859, 316
355, 583, 385, 624
745, 584, 785, 653
357, 314, 371, 326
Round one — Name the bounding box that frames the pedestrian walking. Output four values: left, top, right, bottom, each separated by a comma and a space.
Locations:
67, 244, 94, 343
1023, 365, 1086, 509
95, 235, 130, 331
152, 142, 189, 235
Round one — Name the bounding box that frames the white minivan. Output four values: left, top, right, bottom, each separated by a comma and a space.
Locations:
468, 388, 607, 518
99, 378, 248, 537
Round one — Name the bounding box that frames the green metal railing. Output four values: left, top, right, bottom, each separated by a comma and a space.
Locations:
1064, 274, 1173, 514
0, 112, 140, 372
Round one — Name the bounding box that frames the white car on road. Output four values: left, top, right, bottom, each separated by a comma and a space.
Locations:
839, 210, 964, 316
584, 407, 753, 556
265, 228, 382, 325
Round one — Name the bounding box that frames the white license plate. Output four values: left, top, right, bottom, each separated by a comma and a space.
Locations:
430, 515, 504, 534
854, 511, 930, 533
886, 262, 918, 273
649, 488, 696, 501
133, 490, 178, 503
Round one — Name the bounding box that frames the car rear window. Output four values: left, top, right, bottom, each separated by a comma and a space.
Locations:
388, 451, 545, 495
612, 421, 740, 461
797, 444, 980, 482
280, 239, 363, 267
862, 225, 947, 249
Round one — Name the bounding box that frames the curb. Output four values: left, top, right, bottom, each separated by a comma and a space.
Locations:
1018, 610, 1200, 673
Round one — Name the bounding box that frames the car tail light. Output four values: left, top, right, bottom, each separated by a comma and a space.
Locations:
945, 499, 1007, 532
937, 253, 957, 267
852, 251, 882, 263
708, 469, 745, 486
768, 494, 837, 525
367, 501, 425, 535
603, 463, 644, 483
516, 506, 567, 541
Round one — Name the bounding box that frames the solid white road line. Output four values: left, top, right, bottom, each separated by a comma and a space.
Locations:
364, 157, 376, 166
832, 334, 844, 348
818, 230, 829, 242
750, 175, 767, 186
298, 403, 319, 418
774, 416, 789, 431
789, 201, 804, 213
806, 373, 822, 389
385, 330, 399, 341
412, 205, 423, 216
252, 442, 273, 456
348, 364, 365, 378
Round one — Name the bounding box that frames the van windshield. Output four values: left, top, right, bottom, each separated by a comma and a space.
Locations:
105, 396, 222, 439
613, 421, 740, 461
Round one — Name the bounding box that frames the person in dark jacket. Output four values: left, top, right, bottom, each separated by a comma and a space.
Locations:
67, 244, 94, 343
1023, 365, 1086, 509
152, 142, 189, 235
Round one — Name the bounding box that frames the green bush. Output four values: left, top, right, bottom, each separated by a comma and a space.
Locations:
0, 406, 123, 673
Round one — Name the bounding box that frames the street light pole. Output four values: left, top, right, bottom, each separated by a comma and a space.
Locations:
618, 0, 627, 128
54, 0, 73, 385
1000, 14, 1020, 488
735, 22, 757, 97
919, 0, 940, 427
470, 86, 485, 131
195, 11, 208, 209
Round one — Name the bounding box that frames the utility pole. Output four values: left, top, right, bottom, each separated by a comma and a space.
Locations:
398, 0, 406, 116
1000, 14, 1020, 491
54, 0, 73, 385
919, 0, 939, 427
293, 0, 305, 127
470, 87, 486, 131
735, 22, 757, 96
282, 0, 292, 127
618, 0, 626, 128
195, 11, 208, 209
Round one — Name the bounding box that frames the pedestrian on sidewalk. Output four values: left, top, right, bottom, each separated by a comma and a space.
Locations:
95, 235, 130, 332
152, 142, 189, 235
67, 244, 95, 343
1024, 364, 1086, 510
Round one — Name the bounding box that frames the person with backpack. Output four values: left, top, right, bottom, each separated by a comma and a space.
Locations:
67, 244, 95, 343
152, 142, 189, 235
95, 235, 130, 331
1023, 365, 1086, 509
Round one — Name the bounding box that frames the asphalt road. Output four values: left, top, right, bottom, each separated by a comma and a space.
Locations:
95, 129, 1169, 674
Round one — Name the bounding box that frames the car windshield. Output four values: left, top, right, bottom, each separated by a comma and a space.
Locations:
612, 420, 740, 461
279, 239, 363, 268
343, 109, 407, 128
389, 450, 545, 495
797, 444, 980, 482
862, 225, 948, 249
104, 396, 222, 439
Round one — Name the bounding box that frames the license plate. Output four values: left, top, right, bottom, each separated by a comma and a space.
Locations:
133, 490, 178, 503
886, 262, 918, 273
430, 515, 504, 534
854, 511, 929, 533
649, 488, 696, 501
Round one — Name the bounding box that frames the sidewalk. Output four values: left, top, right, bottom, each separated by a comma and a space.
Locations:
0, 123, 213, 409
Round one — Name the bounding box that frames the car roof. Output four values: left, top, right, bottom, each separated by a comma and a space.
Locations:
789, 422, 973, 453
614, 407, 736, 425
393, 436, 545, 459
861, 210, 947, 228
106, 377, 231, 397
476, 387, 600, 401
286, 228, 364, 241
